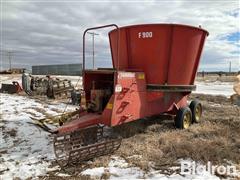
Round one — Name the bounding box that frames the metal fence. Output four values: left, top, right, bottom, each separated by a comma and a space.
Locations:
32, 64, 82, 76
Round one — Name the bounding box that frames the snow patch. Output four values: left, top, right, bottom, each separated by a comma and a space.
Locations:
0, 93, 76, 179
82, 167, 105, 177
81, 156, 221, 180
195, 81, 234, 97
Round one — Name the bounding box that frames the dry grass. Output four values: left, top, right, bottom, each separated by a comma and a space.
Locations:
50, 108, 63, 113
110, 94, 240, 171
38, 175, 92, 180
31, 107, 53, 118
6, 128, 17, 137
44, 93, 240, 178
25, 111, 39, 117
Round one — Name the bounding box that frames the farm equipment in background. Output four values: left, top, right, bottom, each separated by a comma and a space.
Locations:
49, 24, 208, 166
71, 90, 82, 105
0, 68, 25, 74
22, 74, 74, 99
45, 76, 74, 99
0, 81, 22, 94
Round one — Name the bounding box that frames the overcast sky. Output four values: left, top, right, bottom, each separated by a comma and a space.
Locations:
1, 0, 240, 71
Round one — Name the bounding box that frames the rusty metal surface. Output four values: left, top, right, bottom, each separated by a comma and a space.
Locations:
53, 126, 121, 167
0, 82, 22, 94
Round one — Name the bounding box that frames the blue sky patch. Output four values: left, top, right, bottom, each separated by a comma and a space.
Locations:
229, 8, 239, 17
227, 32, 240, 42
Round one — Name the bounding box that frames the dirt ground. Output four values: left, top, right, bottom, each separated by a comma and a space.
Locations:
42, 93, 240, 179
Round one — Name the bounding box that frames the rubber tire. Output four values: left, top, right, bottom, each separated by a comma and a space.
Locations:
175, 107, 192, 129
189, 100, 202, 123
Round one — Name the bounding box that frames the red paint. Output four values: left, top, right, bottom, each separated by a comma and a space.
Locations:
12, 81, 23, 92
56, 24, 208, 134
109, 24, 208, 85
57, 113, 101, 134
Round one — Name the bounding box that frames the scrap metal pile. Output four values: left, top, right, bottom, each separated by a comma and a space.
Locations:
0, 81, 22, 94
22, 74, 74, 99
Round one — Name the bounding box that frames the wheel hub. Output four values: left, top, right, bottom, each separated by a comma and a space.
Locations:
183, 112, 191, 129
195, 105, 202, 122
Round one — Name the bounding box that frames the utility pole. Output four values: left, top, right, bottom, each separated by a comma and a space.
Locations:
8, 51, 13, 70
0, 50, 14, 71
87, 32, 99, 69
229, 60, 231, 73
